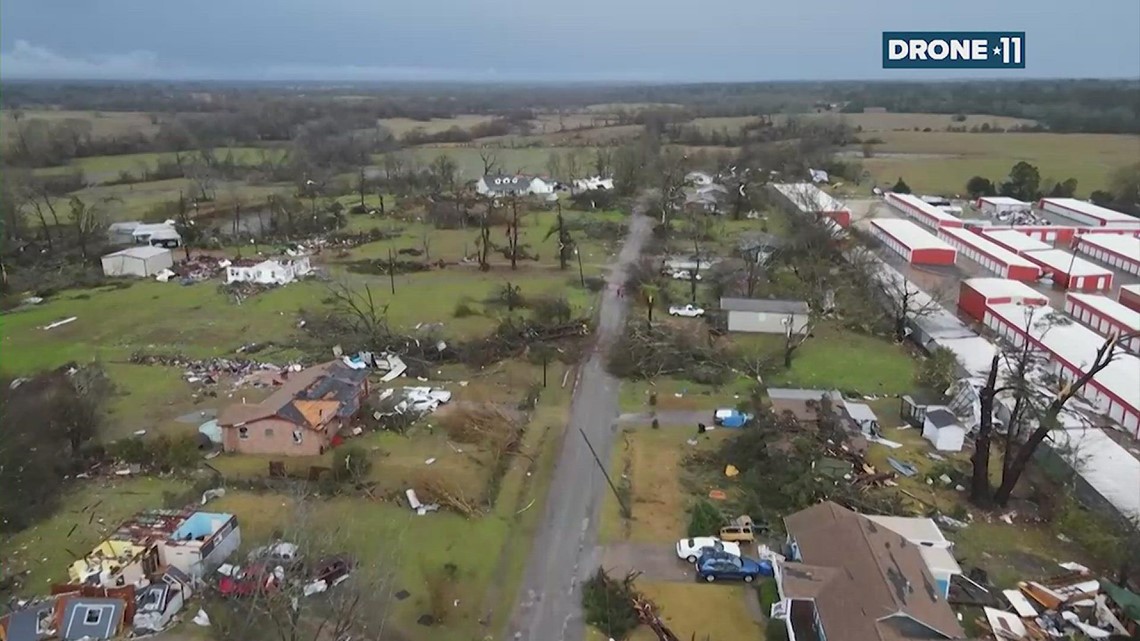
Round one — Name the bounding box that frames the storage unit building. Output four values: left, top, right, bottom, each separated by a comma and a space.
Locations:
1064, 293, 1140, 353
979, 228, 1053, 255
870, 219, 957, 265
720, 298, 811, 334
983, 302, 1140, 436
101, 246, 175, 277
886, 192, 964, 229
770, 183, 852, 227
1022, 249, 1114, 291
976, 196, 1030, 217
1039, 198, 1140, 228
1120, 284, 1140, 313
957, 278, 1049, 323
1074, 233, 1140, 276
937, 227, 1041, 281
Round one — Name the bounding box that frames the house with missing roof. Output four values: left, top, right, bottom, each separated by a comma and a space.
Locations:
475, 174, 556, 197
774, 501, 966, 641
720, 298, 811, 334
217, 360, 369, 456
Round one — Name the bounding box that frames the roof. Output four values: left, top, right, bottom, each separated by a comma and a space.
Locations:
771, 183, 850, 214
864, 515, 949, 546
980, 229, 1053, 253
1041, 198, 1140, 224
783, 502, 965, 641
978, 197, 1028, 206
1077, 233, 1140, 260
217, 361, 368, 429
843, 401, 878, 424
131, 222, 177, 236
1, 600, 56, 641
147, 228, 182, 241
938, 227, 1039, 270
481, 174, 533, 192
102, 246, 171, 261
60, 597, 124, 641
871, 218, 955, 251
1050, 428, 1140, 523
720, 298, 809, 314
987, 302, 1140, 413
1123, 284, 1140, 296
925, 408, 958, 428
887, 192, 961, 225
1066, 293, 1140, 333
962, 278, 1048, 302
1023, 248, 1113, 277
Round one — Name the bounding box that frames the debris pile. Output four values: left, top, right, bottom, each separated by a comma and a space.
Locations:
968, 563, 1138, 640
375, 386, 453, 416
128, 351, 299, 387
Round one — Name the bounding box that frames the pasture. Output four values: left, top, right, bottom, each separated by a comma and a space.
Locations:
2, 109, 160, 144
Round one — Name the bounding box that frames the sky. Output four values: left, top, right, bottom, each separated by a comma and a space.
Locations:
2, 0, 1138, 82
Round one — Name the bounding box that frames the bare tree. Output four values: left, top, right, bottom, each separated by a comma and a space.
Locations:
875, 267, 942, 342
479, 149, 499, 175
476, 199, 494, 271
545, 200, 574, 270
325, 281, 392, 348
67, 196, 110, 261
782, 313, 814, 368
355, 166, 370, 210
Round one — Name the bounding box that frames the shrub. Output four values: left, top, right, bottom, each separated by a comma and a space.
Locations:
757, 577, 780, 613
767, 618, 790, 641
453, 301, 478, 318
332, 445, 373, 482
687, 498, 727, 538
581, 568, 640, 640
530, 295, 573, 324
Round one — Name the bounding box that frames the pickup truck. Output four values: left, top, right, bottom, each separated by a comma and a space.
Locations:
668, 304, 705, 317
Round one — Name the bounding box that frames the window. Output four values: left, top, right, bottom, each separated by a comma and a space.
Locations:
292, 429, 303, 445
264, 428, 274, 438
238, 426, 249, 440
84, 609, 102, 625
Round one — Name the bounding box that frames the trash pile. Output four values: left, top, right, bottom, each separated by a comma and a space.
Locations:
215, 545, 354, 600
334, 346, 409, 383
962, 563, 1139, 640
128, 352, 299, 387
376, 386, 453, 415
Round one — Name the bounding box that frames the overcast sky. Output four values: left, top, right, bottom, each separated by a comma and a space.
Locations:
2, 0, 1138, 82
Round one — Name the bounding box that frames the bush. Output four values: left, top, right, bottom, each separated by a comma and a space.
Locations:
581, 568, 640, 640
453, 301, 479, 318
687, 498, 727, 538
332, 445, 373, 483
767, 618, 790, 641
757, 577, 779, 614
530, 295, 572, 324
916, 347, 961, 397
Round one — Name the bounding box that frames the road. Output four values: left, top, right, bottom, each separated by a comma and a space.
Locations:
507, 208, 653, 641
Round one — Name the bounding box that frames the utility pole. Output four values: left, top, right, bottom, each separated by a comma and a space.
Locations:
576, 247, 585, 287
579, 428, 628, 517
387, 248, 396, 294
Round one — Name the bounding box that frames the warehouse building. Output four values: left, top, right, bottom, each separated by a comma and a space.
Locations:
983, 302, 1140, 436
1039, 198, 1140, 228
1021, 249, 1114, 291
870, 218, 957, 265
976, 196, 1030, 217
1120, 284, 1140, 313
957, 278, 1048, 323
937, 227, 1041, 281
101, 246, 175, 278
979, 228, 1053, 255
885, 192, 964, 229
1064, 293, 1140, 353
1073, 233, 1140, 277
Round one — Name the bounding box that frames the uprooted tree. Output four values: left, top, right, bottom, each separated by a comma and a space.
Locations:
969, 305, 1140, 508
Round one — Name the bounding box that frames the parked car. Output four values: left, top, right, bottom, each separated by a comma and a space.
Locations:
719, 515, 758, 543
668, 304, 705, 317
695, 552, 773, 583
675, 537, 742, 564
671, 270, 702, 281
713, 409, 753, 428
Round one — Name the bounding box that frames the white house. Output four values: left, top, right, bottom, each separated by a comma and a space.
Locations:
107, 221, 142, 245
101, 246, 175, 278
864, 514, 962, 598
159, 511, 241, 580
572, 176, 614, 192
132, 221, 180, 245
226, 256, 312, 285
475, 174, 555, 197
922, 407, 966, 452
720, 298, 811, 334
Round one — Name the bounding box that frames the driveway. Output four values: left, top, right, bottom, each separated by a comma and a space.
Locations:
600, 541, 694, 582
506, 207, 653, 641
616, 410, 711, 426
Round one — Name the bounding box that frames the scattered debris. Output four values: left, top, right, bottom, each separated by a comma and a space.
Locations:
42, 316, 77, 331
192, 608, 211, 626
708, 490, 727, 500
724, 464, 739, 478
201, 488, 226, 505
405, 488, 440, 516
886, 457, 918, 477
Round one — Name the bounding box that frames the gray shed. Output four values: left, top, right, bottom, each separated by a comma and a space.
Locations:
101, 246, 174, 278
720, 298, 810, 334
61, 597, 124, 641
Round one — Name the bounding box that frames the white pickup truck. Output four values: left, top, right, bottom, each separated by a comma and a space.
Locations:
668, 304, 705, 317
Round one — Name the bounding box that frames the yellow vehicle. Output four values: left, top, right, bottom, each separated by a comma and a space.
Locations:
718, 515, 756, 543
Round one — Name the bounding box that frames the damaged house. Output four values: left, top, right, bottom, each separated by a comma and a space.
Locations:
217, 361, 369, 456
225, 256, 312, 285
774, 501, 966, 641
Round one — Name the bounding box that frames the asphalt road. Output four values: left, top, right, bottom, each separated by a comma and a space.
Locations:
506, 209, 653, 641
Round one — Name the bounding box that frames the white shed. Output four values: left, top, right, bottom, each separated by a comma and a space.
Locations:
101, 246, 175, 278
922, 407, 965, 452
842, 401, 879, 435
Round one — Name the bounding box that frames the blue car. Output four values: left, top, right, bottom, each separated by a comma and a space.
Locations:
695, 551, 773, 583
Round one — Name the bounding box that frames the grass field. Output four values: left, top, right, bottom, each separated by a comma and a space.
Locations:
802, 111, 1036, 132
857, 131, 1140, 195
66, 178, 292, 222
2, 109, 160, 145
375, 146, 596, 181
379, 114, 497, 136
33, 147, 285, 181
1, 477, 191, 596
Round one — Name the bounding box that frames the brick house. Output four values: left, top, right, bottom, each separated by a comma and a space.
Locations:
217, 361, 369, 456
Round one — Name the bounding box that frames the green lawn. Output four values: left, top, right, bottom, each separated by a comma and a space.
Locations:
1, 477, 191, 597
858, 131, 1140, 196
734, 323, 918, 394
